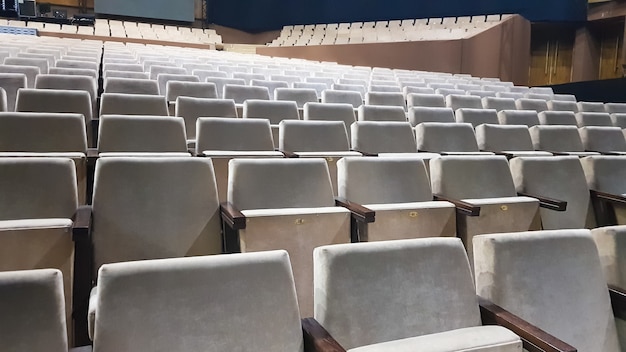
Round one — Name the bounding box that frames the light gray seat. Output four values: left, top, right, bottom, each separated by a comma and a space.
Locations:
529, 125, 600, 156
56, 59, 98, 72
303, 102, 355, 138
430, 155, 540, 261
579, 126, 626, 153
16, 88, 92, 126
577, 101, 606, 113
365, 92, 405, 108
498, 110, 540, 126
0, 269, 69, 352
232, 72, 265, 85
314, 238, 522, 351
251, 79, 289, 100
553, 93, 577, 102
525, 93, 552, 101
368, 85, 402, 93
482, 97, 517, 111
605, 103, 626, 114
474, 229, 621, 352
352, 121, 418, 154
435, 88, 465, 97
4, 57, 48, 74
332, 83, 366, 98
337, 158, 456, 240
293, 82, 326, 99
224, 85, 270, 104
455, 108, 499, 128
34, 75, 97, 113
91, 251, 302, 352
103, 63, 144, 73
176, 96, 237, 145
149, 65, 186, 80
104, 77, 160, 95
182, 63, 214, 74
446, 94, 482, 110
322, 89, 363, 108
509, 156, 595, 229
226, 158, 351, 316
467, 90, 496, 99
0, 73, 26, 111
402, 86, 435, 98
475, 124, 551, 156
306, 76, 335, 87
547, 100, 578, 112
156, 74, 199, 95
407, 93, 446, 108
166, 81, 217, 102
205, 77, 246, 99
611, 113, 626, 128
357, 105, 406, 122
408, 106, 455, 126
580, 155, 626, 227
575, 112, 613, 127
515, 98, 549, 112
274, 87, 318, 108
0, 65, 39, 88
416, 122, 488, 154
103, 70, 150, 80
529, 87, 554, 95
196, 117, 283, 201
97, 115, 187, 153
243, 99, 299, 146
49, 67, 98, 79
271, 75, 302, 87
100, 93, 168, 116
193, 69, 228, 82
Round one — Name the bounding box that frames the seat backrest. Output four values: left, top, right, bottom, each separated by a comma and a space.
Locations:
104, 77, 159, 95
242, 99, 299, 124
611, 113, 626, 128
4, 57, 49, 74
525, 93, 552, 101
56, 59, 98, 72
529, 125, 584, 152
149, 65, 186, 80
100, 93, 168, 116
547, 100, 578, 113
357, 105, 406, 122
196, 117, 275, 153
516, 98, 549, 112
0, 157, 77, 220
293, 82, 326, 98
98, 115, 187, 152
91, 157, 221, 270
0, 112, 87, 152
446, 94, 482, 110
537, 111, 577, 125
0, 269, 68, 352
482, 97, 517, 111
351, 121, 417, 154
402, 86, 434, 97
580, 155, 626, 195
176, 97, 236, 139
337, 157, 432, 203
314, 238, 480, 350
575, 112, 613, 127
34, 74, 97, 102
408, 106, 455, 126
228, 158, 335, 210
578, 101, 606, 113
509, 156, 591, 229
430, 155, 517, 198
455, 108, 499, 127
416, 122, 479, 152
16, 88, 92, 122
103, 63, 143, 73
407, 93, 445, 108
475, 124, 534, 151
0, 73, 26, 111
156, 74, 199, 95
279, 120, 349, 152
303, 102, 355, 132
498, 110, 540, 126
474, 229, 620, 352
251, 79, 289, 99
365, 92, 405, 107
103, 70, 149, 80
94, 251, 303, 352
579, 126, 626, 153
224, 85, 270, 104
232, 72, 265, 84
0, 65, 39, 88
322, 89, 362, 108
332, 83, 365, 97
605, 103, 626, 114
274, 88, 318, 108
166, 81, 217, 101
205, 78, 246, 99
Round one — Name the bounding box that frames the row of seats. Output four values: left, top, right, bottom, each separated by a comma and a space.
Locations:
270, 14, 511, 46
3, 153, 626, 350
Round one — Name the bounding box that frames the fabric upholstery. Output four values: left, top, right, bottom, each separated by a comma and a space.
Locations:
280, 120, 349, 151
314, 238, 483, 350
0, 112, 87, 152
529, 125, 585, 152
251, 79, 288, 99
293, 82, 326, 98
91, 157, 221, 271
166, 81, 217, 102
205, 77, 246, 99
365, 92, 405, 108
538, 111, 577, 125
351, 121, 417, 154
578, 101, 606, 113
34, 74, 97, 103
0, 269, 68, 352
176, 97, 237, 140
156, 74, 199, 95
149, 65, 186, 80
446, 94, 482, 110
591, 226, 626, 289
406, 93, 446, 108
0, 87, 5, 112
509, 156, 593, 229
496, 92, 524, 100
275, 88, 318, 108
580, 156, 626, 224
322, 90, 363, 108
98, 115, 187, 152
357, 105, 406, 122
547, 100, 578, 112
0, 65, 38, 88
579, 126, 626, 152
475, 124, 534, 151
606, 103, 626, 114
610, 113, 626, 128
56, 59, 98, 72
102, 63, 143, 73
333, 83, 366, 98
525, 93, 552, 101
103, 77, 159, 95
515, 98, 548, 112
4, 57, 48, 74
303, 102, 355, 135
16, 88, 92, 124
474, 229, 621, 352
224, 85, 270, 104
0, 73, 29, 111
103, 70, 149, 80
93, 251, 303, 352
408, 106, 455, 126
233, 72, 265, 84
243, 99, 299, 124
415, 122, 480, 152
100, 93, 168, 116
575, 112, 613, 127
197, 117, 275, 152
498, 110, 540, 126
455, 108, 499, 127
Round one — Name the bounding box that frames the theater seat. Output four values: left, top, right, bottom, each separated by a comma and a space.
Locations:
243, 99, 299, 147
357, 105, 406, 122
303, 102, 356, 138
455, 108, 499, 127
0, 73, 26, 111
408, 106, 455, 126
579, 126, 626, 154
176, 97, 237, 147
104, 77, 159, 95
322, 89, 363, 108
97, 115, 188, 154
475, 124, 552, 157
529, 125, 600, 156
100, 93, 168, 116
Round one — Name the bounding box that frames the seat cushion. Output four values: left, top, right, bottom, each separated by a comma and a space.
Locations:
348, 325, 521, 352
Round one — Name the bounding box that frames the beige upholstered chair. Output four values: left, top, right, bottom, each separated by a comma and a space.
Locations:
406, 93, 446, 108
580, 156, 626, 226
103, 77, 159, 95
322, 89, 363, 108
365, 92, 405, 108
175, 97, 237, 147
156, 73, 199, 96
303, 102, 355, 138
86, 157, 222, 340
5, 57, 49, 74
223, 158, 351, 316
429, 155, 540, 261
99, 93, 168, 116
97, 115, 188, 154
0, 269, 69, 352
529, 125, 600, 156
314, 238, 523, 351
575, 112, 613, 127
515, 98, 549, 112
91, 251, 305, 352
415, 122, 491, 155
474, 229, 622, 352
446, 94, 482, 110
275, 87, 318, 108
408, 106, 455, 126
196, 117, 283, 201
357, 105, 406, 122
337, 157, 456, 241
509, 156, 594, 229
579, 126, 626, 153
279, 120, 361, 194
498, 110, 540, 126
0, 65, 39, 88
475, 124, 552, 157
455, 108, 499, 128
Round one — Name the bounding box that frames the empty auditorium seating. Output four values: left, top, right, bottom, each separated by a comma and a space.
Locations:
455, 108, 499, 127
579, 126, 626, 153
322, 89, 363, 108
529, 125, 599, 156
357, 104, 406, 122
498, 110, 540, 126
408, 106, 455, 126
97, 115, 187, 153
303, 102, 356, 135
0, 72, 26, 111
100, 93, 168, 116
475, 124, 551, 156
351, 121, 418, 154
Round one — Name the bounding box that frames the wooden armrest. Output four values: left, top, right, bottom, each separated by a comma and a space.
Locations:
302, 317, 346, 352
279, 150, 300, 158
433, 194, 480, 216
590, 190, 626, 206
517, 192, 567, 212
479, 297, 577, 352
610, 285, 626, 320
220, 202, 246, 230
72, 205, 92, 241
351, 149, 378, 157
335, 198, 375, 223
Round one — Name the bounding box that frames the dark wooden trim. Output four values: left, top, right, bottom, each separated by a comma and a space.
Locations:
609, 285, 626, 320
71, 205, 94, 347
517, 192, 567, 212
433, 194, 480, 216
335, 198, 375, 223
302, 318, 346, 352
590, 189, 625, 226
479, 297, 577, 352
590, 190, 626, 206
220, 202, 246, 230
